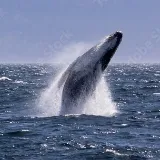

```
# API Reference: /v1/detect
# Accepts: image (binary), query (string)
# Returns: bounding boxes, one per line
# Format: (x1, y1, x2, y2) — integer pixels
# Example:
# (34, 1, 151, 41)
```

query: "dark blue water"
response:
(0, 64, 160, 160)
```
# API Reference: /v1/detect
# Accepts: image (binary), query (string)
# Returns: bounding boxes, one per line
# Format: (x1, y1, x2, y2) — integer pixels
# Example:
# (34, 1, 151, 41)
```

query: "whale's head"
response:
(95, 31, 123, 71)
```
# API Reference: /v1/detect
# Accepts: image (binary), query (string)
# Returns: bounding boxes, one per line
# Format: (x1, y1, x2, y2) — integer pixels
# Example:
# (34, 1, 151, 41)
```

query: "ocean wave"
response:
(5, 129, 30, 137)
(0, 77, 28, 84)
(14, 80, 28, 84)
(154, 74, 160, 77)
(153, 93, 160, 96)
(105, 149, 128, 156)
(0, 76, 12, 81)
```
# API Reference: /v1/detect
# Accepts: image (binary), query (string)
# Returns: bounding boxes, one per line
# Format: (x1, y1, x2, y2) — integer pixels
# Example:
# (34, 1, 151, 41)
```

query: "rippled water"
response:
(0, 64, 160, 160)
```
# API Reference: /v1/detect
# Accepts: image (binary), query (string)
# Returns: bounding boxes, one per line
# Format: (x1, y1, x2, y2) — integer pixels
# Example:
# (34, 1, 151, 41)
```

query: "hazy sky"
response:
(0, 0, 160, 63)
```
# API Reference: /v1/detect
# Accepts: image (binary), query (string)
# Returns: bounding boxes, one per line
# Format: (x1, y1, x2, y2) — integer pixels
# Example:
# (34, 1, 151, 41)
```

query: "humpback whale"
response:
(58, 31, 123, 115)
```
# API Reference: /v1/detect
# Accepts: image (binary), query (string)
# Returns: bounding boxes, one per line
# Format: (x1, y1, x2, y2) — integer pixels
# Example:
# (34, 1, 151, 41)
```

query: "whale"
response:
(58, 31, 123, 115)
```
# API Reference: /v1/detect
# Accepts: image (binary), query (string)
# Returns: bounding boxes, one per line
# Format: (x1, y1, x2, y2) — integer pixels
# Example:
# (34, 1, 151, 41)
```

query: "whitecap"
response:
(0, 76, 12, 81)
(14, 80, 27, 84)
(154, 74, 160, 77)
(153, 93, 160, 96)
(106, 149, 127, 156)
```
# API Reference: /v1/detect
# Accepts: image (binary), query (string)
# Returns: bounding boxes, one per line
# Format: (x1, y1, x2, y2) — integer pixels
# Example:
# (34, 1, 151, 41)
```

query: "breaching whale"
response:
(58, 31, 123, 115)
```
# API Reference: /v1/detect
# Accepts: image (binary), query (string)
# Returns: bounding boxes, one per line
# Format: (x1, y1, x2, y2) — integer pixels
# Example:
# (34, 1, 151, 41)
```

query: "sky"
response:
(0, 0, 160, 63)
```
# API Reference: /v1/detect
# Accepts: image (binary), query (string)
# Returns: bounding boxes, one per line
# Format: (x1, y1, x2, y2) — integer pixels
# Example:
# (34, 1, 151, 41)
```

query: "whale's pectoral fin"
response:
(57, 61, 76, 88)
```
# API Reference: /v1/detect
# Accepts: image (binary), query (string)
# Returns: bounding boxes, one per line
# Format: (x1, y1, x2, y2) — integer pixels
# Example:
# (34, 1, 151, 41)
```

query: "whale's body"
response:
(58, 31, 123, 115)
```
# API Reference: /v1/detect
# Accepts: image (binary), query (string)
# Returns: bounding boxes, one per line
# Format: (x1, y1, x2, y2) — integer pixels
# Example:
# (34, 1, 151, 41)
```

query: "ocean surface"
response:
(0, 64, 160, 160)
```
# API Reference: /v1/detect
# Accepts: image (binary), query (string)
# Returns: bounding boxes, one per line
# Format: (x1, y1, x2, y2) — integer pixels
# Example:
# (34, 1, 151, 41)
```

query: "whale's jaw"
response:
(95, 31, 123, 71)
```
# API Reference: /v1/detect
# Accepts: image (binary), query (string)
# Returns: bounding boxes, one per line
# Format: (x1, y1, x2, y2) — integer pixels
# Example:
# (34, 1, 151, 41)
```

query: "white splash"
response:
(48, 42, 93, 65)
(37, 42, 118, 117)
(83, 76, 117, 116)
(37, 69, 65, 117)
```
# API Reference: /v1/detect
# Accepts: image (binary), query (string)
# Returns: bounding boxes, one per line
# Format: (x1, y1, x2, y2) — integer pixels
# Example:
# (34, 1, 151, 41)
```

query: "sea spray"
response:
(37, 67, 117, 117)
(37, 69, 66, 117)
(83, 76, 117, 116)
(37, 42, 92, 117)
(37, 42, 117, 117)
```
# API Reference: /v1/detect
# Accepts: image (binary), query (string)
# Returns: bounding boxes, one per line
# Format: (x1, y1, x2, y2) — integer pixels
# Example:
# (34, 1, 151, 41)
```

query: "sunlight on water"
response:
(37, 43, 117, 117)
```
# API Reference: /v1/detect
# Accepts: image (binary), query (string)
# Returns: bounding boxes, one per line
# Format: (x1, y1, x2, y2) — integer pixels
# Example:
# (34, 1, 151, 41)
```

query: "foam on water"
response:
(0, 76, 12, 81)
(153, 92, 160, 96)
(14, 80, 28, 84)
(37, 42, 117, 117)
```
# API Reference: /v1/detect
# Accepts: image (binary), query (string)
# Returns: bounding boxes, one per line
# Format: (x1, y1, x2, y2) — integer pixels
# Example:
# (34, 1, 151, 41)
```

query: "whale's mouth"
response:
(110, 31, 123, 46)
(99, 31, 123, 71)
(113, 31, 123, 38)
(95, 31, 122, 51)
(104, 31, 123, 51)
